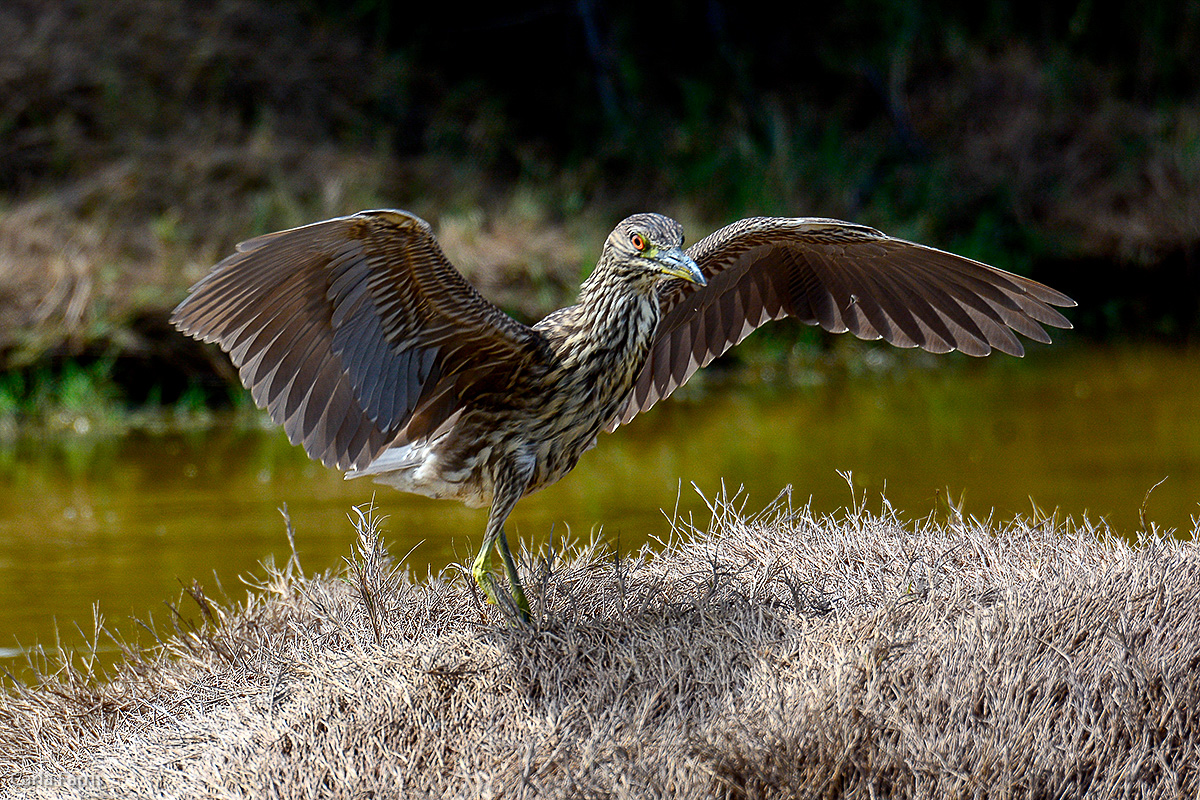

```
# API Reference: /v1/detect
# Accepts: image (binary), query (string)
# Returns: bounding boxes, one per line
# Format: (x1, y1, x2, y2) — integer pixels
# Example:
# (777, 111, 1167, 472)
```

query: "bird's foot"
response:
(472, 552, 531, 624)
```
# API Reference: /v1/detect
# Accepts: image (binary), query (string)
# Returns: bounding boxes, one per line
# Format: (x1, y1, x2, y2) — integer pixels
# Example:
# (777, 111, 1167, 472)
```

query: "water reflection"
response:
(1, 345, 1196, 670)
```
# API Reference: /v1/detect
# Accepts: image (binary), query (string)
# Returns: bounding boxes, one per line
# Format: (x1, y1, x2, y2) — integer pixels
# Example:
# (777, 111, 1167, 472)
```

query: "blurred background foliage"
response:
(0, 0, 1197, 418)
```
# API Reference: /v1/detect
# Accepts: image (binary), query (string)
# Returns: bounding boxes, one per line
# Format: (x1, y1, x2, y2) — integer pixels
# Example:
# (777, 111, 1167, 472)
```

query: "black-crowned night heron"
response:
(171, 210, 1074, 621)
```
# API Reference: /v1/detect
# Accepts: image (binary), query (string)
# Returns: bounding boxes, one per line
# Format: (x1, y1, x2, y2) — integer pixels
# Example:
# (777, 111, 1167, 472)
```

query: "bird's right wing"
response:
(609, 216, 1075, 429)
(172, 210, 546, 470)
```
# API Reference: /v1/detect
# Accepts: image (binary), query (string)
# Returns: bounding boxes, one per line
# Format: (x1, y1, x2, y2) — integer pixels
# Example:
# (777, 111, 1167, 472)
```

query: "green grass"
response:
(0, 358, 260, 435)
(0, 361, 119, 430)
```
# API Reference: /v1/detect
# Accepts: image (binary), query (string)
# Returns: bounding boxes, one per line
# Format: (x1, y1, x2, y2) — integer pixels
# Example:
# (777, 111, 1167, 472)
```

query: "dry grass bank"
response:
(1, 492, 1198, 798)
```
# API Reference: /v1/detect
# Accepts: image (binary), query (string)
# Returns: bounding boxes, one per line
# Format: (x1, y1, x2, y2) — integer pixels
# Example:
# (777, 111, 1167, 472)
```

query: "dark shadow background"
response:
(0, 0, 1197, 403)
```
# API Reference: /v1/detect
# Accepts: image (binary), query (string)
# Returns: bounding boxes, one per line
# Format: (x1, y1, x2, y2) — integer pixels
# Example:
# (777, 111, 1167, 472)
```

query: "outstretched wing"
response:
(610, 216, 1075, 428)
(172, 209, 545, 470)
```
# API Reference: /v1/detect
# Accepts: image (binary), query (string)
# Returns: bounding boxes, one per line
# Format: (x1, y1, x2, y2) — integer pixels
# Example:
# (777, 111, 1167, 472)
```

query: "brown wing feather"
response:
(610, 216, 1075, 428)
(172, 209, 544, 470)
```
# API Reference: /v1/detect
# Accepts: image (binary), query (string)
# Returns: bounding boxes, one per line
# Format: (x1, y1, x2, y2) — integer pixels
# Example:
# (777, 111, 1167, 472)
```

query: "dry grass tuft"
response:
(1, 491, 1198, 798)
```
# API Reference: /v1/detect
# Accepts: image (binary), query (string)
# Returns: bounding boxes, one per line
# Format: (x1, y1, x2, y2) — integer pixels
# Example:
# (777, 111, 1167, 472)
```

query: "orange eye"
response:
(630, 233, 647, 251)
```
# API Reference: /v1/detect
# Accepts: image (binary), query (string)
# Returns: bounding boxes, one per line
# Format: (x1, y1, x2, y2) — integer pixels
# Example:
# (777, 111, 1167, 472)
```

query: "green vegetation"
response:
(0, 355, 252, 437)
(0, 360, 121, 434)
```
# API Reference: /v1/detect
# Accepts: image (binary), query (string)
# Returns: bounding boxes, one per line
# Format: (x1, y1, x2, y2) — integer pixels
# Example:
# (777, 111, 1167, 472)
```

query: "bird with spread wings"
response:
(173, 210, 1074, 621)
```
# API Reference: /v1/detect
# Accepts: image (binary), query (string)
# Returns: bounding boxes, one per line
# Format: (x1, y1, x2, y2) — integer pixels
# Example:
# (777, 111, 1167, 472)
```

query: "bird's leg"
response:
(472, 520, 530, 623)
(496, 529, 529, 619)
(471, 458, 533, 622)
(471, 513, 517, 610)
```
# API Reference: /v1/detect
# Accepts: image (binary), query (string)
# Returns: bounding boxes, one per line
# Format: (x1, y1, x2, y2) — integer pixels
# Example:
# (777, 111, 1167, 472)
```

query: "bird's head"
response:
(595, 213, 706, 292)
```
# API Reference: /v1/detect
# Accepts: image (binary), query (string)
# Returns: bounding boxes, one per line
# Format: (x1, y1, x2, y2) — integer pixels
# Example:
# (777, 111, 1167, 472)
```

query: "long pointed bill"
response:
(658, 247, 706, 286)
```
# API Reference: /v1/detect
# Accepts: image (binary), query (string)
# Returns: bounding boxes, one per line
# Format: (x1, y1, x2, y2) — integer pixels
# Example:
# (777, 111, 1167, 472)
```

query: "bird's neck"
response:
(558, 277, 661, 387)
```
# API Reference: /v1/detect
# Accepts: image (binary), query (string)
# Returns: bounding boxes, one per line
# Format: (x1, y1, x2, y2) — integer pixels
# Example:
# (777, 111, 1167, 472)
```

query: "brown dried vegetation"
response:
(0, 0, 397, 357)
(2, 492, 1197, 798)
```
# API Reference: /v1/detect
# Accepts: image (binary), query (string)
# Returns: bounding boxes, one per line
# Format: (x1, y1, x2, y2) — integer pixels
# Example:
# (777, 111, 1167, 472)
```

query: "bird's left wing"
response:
(608, 216, 1075, 429)
(172, 210, 545, 470)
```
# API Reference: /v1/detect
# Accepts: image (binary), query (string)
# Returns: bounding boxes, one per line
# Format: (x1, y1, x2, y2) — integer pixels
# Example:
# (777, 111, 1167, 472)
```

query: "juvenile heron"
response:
(172, 210, 1074, 620)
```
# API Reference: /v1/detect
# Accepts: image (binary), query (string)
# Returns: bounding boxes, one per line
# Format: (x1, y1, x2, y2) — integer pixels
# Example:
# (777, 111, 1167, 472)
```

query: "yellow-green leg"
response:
(471, 464, 532, 622)
(471, 539, 500, 605)
(471, 527, 530, 622)
(496, 529, 529, 618)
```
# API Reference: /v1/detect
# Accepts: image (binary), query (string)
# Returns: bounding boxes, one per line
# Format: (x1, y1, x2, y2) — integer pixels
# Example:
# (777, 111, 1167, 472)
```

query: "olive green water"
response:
(1, 345, 1197, 672)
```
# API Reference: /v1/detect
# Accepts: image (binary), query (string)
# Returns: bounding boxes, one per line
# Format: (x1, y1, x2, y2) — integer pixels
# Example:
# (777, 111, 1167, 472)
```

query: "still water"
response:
(1, 345, 1197, 670)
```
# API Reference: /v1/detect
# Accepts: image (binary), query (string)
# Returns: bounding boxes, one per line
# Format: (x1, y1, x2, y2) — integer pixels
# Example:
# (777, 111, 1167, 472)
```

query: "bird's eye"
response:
(630, 233, 647, 252)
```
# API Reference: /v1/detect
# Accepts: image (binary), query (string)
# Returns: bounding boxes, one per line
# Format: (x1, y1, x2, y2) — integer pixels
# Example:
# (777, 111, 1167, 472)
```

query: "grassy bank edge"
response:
(2, 488, 1197, 797)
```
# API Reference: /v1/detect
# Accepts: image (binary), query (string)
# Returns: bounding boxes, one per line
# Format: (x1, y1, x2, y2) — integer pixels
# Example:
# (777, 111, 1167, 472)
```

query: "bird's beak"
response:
(658, 247, 706, 287)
